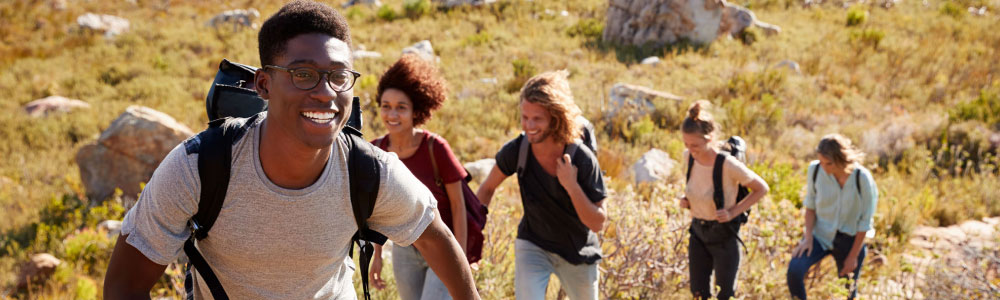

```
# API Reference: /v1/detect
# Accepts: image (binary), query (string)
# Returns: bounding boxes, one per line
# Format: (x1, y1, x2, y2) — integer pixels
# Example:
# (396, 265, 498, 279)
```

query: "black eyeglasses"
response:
(264, 65, 361, 92)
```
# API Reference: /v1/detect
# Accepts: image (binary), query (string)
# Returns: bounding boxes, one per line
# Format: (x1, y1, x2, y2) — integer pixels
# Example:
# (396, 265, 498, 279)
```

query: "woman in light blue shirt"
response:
(787, 134, 878, 300)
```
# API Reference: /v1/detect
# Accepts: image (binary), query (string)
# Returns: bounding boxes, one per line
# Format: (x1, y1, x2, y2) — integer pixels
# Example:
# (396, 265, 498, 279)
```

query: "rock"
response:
(207, 8, 259, 31)
(402, 40, 436, 62)
(77, 13, 130, 38)
(435, 0, 496, 8)
(605, 83, 683, 121)
(22, 96, 91, 118)
(76, 106, 194, 203)
(968, 6, 987, 16)
(479, 77, 498, 84)
(631, 149, 677, 184)
(16, 253, 61, 290)
(602, 0, 778, 46)
(352, 50, 382, 60)
(98, 220, 123, 238)
(343, 0, 383, 7)
(775, 60, 800, 74)
(640, 56, 661, 65)
(51, 0, 67, 11)
(464, 158, 496, 185)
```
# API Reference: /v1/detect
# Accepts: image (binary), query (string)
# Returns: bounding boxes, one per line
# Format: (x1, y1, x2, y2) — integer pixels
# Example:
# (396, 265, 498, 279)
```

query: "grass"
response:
(2, 0, 999, 298)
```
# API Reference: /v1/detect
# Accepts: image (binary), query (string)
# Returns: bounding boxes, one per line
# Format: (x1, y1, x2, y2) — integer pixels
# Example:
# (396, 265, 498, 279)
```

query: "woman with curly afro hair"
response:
(367, 54, 473, 300)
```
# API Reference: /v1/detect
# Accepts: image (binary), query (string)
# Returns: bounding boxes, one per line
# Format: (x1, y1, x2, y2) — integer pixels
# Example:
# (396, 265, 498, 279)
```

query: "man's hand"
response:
(840, 254, 858, 277)
(792, 236, 814, 258)
(556, 154, 578, 189)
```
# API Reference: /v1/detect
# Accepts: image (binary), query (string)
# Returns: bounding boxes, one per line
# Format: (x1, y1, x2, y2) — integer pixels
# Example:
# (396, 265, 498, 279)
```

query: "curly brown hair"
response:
(375, 54, 449, 126)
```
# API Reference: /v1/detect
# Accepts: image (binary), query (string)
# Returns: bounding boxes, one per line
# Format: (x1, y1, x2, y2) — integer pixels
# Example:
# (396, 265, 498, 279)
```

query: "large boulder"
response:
(631, 149, 677, 184)
(22, 95, 91, 118)
(76, 106, 194, 203)
(602, 0, 778, 46)
(206, 8, 259, 31)
(402, 40, 437, 62)
(16, 253, 61, 290)
(605, 83, 683, 121)
(77, 13, 129, 38)
(464, 158, 496, 185)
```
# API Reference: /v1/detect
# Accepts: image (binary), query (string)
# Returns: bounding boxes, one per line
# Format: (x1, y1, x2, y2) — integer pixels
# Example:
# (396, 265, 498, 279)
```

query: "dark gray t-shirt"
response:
(495, 134, 606, 265)
(121, 116, 437, 299)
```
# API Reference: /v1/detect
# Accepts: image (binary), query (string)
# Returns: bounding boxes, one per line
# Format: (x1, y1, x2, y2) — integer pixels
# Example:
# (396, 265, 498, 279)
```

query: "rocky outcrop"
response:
(76, 106, 194, 202)
(16, 253, 62, 290)
(602, 0, 778, 46)
(631, 149, 677, 184)
(77, 13, 129, 38)
(22, 96, 90, 118)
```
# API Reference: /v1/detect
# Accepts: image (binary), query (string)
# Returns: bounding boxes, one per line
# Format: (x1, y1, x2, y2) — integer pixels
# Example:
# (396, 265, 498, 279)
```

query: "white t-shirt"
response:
(683, 150, 759, 220)
(121, 117, 437, 299)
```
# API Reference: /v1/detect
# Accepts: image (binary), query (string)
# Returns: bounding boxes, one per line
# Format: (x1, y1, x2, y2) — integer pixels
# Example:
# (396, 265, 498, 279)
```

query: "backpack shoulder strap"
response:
(516, 133, 529, 177)
(812, 163, 820, 195)
(712, 153, 727, 211)
(426, 132, 443, 188)
(855, 168, 862, 198)
(686, 153, 694, 183)
(182, 113, 260, 300)
(564, 140, 581, 160)
(341, 126, 387, 300)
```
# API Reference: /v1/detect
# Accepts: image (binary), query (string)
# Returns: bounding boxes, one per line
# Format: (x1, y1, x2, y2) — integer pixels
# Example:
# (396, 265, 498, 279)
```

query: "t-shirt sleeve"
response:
(575, 146, 606, 203)
(431, 135, 467, 184)
(494, 135, 522, 177)
(368, 152, 438, 247)
(856, 167, 878, 232)
(120, 144, 200, 265)
(804, 161, 819, 210)
(724, 155, 759, 187)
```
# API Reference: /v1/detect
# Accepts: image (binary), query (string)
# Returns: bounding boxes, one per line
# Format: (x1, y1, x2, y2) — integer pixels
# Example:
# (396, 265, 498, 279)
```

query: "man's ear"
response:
(254, 69, 270, 99)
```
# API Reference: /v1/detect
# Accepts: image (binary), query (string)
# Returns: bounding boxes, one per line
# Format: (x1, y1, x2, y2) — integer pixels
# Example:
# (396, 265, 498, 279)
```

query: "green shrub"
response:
(567, 18, 604, 40)
(750, 161, 804, 207)
(846, 7, 868, 27)
(950, 86, 1000, 127)
(403, 0, 432, 19)
(376, 5, 398, 21)
(849, 28, 885, 49)
(940, 1, 965, 18)
(504, 58, 538, 93)
(463, 31, 493, 47)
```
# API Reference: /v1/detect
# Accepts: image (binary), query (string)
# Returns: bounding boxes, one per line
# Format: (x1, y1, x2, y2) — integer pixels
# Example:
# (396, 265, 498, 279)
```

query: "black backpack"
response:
(182, 59, 386, 300)
(685, 136, 751, 249)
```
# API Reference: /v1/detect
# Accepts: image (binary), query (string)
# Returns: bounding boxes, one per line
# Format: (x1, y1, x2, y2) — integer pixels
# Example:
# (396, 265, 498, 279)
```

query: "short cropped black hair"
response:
(257, 0, 351, 66)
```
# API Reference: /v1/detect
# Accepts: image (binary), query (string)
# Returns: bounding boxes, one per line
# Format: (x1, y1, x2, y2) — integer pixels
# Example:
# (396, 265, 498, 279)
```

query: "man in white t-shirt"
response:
(103, 2, 479, 299)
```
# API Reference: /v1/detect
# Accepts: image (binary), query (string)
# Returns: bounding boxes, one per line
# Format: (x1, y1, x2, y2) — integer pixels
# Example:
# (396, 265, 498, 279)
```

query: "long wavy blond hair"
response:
(817, 133, 865, 172)
(519, 70, 582, 145)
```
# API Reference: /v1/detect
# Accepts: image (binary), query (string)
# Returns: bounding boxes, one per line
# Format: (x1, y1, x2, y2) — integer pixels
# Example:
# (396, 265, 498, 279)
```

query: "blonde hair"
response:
(681, 100, 717, 138)
(519, 70, 582, 145)
(817, 134, 865, 172)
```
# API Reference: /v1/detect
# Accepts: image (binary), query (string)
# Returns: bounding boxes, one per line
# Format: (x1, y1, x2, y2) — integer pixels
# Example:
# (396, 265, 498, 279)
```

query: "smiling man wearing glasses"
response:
(103, 1, 479, 299)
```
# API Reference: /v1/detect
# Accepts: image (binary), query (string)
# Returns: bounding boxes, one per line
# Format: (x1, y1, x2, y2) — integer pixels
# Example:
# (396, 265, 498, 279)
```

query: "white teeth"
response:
(387, 121, 400, 126)
(302, 111, 335, 124)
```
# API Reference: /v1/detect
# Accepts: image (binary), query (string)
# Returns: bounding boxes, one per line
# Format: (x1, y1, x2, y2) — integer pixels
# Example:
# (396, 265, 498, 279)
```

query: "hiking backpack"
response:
(182, 59, 386, 300)
(685, 136, 752, 225)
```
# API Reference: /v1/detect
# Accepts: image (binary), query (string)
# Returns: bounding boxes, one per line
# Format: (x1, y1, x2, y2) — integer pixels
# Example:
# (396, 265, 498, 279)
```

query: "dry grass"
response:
(2, 0, 999, 298)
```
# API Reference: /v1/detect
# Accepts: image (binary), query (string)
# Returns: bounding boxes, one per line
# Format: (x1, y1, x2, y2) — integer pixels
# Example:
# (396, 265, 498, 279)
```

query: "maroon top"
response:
(372, 131, 468, 230)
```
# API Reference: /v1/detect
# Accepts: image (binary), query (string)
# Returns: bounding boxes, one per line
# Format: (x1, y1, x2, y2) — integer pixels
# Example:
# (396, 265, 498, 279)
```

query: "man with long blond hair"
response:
(477, 70, 607, 300)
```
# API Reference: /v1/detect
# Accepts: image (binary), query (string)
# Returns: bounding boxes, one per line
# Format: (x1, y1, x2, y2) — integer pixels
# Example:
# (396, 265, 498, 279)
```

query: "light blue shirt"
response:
(804, 161, 878, 251)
